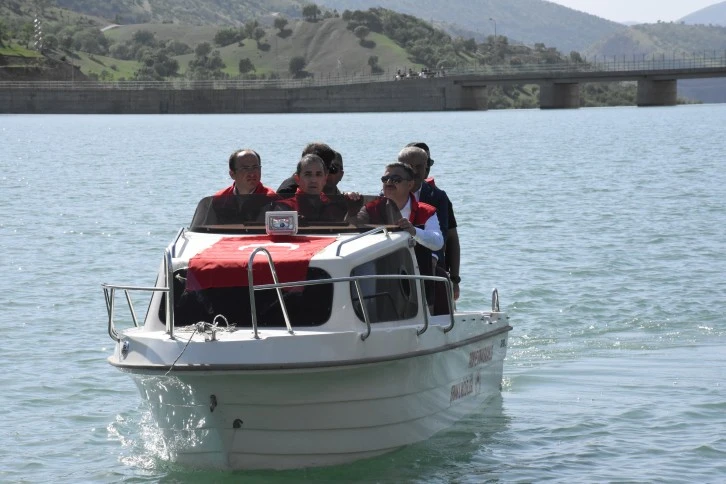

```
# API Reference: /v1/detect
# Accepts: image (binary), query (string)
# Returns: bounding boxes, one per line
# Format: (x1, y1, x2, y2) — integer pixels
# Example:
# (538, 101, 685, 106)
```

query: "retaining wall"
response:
(0, 79, 463, 114)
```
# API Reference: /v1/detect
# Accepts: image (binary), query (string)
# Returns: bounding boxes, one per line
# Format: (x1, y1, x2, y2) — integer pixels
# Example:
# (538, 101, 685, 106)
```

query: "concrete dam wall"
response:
(0, 79, 466, 114)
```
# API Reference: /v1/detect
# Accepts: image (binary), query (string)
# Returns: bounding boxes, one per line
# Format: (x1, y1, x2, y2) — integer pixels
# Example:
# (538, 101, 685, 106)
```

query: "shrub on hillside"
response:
(289, 55, 306, 77)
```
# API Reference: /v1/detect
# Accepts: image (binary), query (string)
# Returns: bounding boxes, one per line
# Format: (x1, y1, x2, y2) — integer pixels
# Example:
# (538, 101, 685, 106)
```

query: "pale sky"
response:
(546, 0, 721, 23)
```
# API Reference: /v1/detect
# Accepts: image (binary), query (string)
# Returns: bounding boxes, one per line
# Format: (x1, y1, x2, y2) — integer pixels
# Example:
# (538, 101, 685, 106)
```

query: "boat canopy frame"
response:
(103, 227, 502, 344)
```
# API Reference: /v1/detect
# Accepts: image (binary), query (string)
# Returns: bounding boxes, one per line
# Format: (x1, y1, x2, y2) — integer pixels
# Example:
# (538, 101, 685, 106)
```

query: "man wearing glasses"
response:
(215, 149, 275, 196)
(352, 160, 443, 311)
(325, 151, 345, 196)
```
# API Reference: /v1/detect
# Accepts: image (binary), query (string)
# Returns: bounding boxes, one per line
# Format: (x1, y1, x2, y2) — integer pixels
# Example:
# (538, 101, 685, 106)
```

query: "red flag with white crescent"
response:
(186, 236, 335, 290)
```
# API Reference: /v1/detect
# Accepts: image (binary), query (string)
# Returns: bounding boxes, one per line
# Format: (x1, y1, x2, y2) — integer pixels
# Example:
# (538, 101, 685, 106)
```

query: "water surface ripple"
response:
(1, 106, 724, 482)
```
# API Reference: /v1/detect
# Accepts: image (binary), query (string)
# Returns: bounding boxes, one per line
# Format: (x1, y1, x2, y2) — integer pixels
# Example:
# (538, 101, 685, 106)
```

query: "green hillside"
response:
(33, 0, 626, 54)
(100, 18, 419, 79)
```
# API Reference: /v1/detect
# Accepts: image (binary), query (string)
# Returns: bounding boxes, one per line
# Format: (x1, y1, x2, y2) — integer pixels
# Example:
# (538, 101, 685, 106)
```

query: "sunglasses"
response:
(328, 164, 343, 175)
(381, 175, 411, 184)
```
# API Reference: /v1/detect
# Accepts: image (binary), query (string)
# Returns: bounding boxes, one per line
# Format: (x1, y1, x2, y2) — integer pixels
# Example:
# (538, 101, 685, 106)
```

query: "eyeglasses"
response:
(234, 164, 261, 172)
(381, 175, 411, 184)
(328, 164, 343, 175)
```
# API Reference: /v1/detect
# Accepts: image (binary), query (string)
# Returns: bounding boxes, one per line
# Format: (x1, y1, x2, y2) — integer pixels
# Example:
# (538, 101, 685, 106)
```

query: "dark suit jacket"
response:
(419, 182, 450, 265)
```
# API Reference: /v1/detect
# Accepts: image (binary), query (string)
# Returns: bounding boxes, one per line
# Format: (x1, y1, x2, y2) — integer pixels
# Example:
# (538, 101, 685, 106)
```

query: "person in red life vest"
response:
(275, 154, 362, 223)
(277, 142, 345, 196)
(352, 161, 443, 310)
(215, 149, 275, 196)
(210, 149, 277, 225)
(356, 162, 443, 250)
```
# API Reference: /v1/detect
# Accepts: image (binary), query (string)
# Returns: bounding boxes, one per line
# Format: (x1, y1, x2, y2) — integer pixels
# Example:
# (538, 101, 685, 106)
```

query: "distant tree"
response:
(43, 33, 58, 51)
(244, 20, 259, 39)
(274, 16, 288, 33)
(253, 27, 266, 45)
(0, 19, 6, 47)
(289, 55, 306, 77)
(20, 22, 33, 48)
(214, 27, 242, 46)
(367, 55, 382, 74)
(59, 30, 73, 50)
(36, 0, 52, 15)
(238, 57, 255, 74)
(353, 25, 370, 42)
(569, 51, 584, 63)
(195, 42, 212, 58)
(135, 50, 179, 80)
(167, 40, 192, 55)
(188, 43, 226, 80)
(302, 4, 321, 22)
(132, 29, 156, 47)
(342, 10, 352, 21)
(463, 38, 478, 53)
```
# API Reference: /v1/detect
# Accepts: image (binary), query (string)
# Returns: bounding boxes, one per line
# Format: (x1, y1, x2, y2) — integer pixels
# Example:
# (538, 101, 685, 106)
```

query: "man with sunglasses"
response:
(215, 149, 275, 196)
(353, 161, 443, 311)
(355, 162, 443, 250)
(325, 151, 345, 195)
(405, 142, 461, 303)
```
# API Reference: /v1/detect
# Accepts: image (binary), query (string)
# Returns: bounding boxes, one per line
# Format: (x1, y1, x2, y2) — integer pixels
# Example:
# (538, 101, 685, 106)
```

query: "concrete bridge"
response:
(449, 55, 726, 109)
(1, 55, 725, 113)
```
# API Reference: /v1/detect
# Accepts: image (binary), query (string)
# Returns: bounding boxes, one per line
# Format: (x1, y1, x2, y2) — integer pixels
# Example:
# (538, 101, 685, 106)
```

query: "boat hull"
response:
(126, 330, 508, 470)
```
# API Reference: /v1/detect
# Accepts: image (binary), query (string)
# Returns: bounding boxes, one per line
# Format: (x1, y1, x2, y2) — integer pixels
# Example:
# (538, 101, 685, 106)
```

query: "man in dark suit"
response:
(405, 142, 461, 301)
(400, 144, 461, 311)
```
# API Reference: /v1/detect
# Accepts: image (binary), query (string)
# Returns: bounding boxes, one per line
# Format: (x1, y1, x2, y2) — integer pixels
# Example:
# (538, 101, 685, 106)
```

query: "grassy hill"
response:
(680, 1, 726, 26)
(40, 0, 626, 54)
(103, 18, 418, 79)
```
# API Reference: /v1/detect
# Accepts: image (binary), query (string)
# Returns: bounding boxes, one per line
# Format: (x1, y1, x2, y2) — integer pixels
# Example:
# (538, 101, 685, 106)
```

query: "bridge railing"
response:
(447, 52, 726, 76)
(1, 52, 725, 90)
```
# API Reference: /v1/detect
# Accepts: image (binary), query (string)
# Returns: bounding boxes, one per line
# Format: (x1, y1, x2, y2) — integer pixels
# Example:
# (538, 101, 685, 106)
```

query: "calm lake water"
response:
(1, 106, 725, 483)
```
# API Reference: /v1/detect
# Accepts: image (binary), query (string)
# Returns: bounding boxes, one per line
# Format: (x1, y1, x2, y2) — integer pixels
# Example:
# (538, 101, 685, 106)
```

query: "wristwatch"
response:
(450, 275, 461, 284)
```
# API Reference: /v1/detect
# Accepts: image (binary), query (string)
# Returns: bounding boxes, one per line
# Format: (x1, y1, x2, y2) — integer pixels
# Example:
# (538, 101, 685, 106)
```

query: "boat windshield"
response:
(189, 194, 397, 233)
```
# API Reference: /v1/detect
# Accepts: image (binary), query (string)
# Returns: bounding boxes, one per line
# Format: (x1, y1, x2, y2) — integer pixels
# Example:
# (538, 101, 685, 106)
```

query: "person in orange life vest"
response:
(403, 143, 461, 301)
(215, 149, 275, 196)
(275, 154, 362, 222)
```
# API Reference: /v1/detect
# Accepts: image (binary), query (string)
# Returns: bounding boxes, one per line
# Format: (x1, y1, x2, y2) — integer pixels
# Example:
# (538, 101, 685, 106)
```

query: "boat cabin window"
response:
(350, 248, 419, 323)
(159, 267, 333, 327)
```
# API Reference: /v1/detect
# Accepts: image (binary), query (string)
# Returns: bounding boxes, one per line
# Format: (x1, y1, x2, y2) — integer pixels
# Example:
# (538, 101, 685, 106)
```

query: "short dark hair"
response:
(333, 151, 343, 166)
(228, 149, 261, 171)
(385, 162, 415, 180)
(296, 154, 327, 175)
(405, 141, 434, 167)
(301, 142, 336, 168)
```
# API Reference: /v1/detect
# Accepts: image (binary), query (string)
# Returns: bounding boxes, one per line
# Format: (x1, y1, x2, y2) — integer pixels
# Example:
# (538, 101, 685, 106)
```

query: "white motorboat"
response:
(103, 194, 512, 470)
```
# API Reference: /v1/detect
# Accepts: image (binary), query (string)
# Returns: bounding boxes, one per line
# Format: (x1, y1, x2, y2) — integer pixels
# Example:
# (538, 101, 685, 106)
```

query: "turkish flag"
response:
(186, 236, 336, 290)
